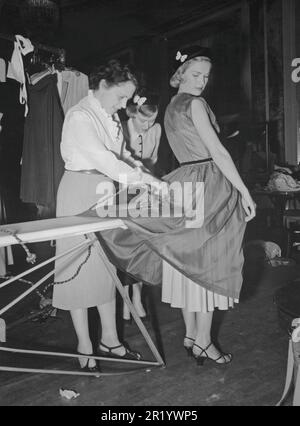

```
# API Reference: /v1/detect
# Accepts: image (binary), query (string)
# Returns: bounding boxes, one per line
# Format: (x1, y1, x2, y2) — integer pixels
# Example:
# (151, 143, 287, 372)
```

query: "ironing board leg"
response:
(293, 366, 300, 406)
(0, 233, 164, 375)
(88, 233, 165, 367)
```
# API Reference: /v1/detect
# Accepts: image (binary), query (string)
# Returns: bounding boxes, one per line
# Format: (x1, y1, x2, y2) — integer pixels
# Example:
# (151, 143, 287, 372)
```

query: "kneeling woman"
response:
(121, 91, 161, 321)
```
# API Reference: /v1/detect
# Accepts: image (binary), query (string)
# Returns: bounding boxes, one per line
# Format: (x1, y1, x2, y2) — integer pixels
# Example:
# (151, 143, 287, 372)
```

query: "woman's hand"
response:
(139, 170, 169, 198)
(241, 190, 256, 222)
(143, 172, 163, 190)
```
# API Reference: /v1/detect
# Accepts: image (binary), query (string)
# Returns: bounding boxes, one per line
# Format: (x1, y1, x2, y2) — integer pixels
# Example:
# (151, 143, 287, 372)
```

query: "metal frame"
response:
(0, 219, 165, 376)
(277, 319, 300, 406)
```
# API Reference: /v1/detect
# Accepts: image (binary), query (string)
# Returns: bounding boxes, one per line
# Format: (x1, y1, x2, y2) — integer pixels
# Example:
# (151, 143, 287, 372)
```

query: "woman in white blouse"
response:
(121, 92, 161, 321)
(52, 60, 161, 372)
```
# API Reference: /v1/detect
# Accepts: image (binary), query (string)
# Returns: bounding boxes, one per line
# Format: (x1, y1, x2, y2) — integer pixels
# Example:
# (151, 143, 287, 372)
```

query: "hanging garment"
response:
(0, 59, 6, 82)
(7, 35, 34, 117)
(0, 249, 6, 275)
(0, 38, 14, 63)
(56, 69, 63, 98)
(60, 70, 89, 114)
(0, 59, 5, 127)
(0, 247, 14, 275)
(20, 74, 64, 215)
(0, 198, 14, 274)
(0, 80, 25, 208)
(0, 41, 26, 226)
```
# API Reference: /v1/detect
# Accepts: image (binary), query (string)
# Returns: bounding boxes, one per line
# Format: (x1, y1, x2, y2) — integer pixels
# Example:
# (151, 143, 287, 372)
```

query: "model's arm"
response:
(122, 141, 144, 169)
(191, 99, 256, 222)
(149, 124, 161, 166)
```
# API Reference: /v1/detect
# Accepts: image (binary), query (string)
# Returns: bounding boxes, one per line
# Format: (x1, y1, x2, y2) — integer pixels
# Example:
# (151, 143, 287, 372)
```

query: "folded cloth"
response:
(264, 241, 282, 259)
(267, 172, 300, 192)
(0, 58, 6, 82)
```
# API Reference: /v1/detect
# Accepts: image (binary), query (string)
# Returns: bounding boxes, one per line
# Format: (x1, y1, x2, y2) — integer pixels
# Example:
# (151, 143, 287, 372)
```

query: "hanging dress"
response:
(20, 74, 64, 215)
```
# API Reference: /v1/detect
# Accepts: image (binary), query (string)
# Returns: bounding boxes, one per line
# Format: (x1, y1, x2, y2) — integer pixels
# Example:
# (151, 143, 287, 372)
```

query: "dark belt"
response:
(65, 169, 104, 175)
(180, 158, 213, 167)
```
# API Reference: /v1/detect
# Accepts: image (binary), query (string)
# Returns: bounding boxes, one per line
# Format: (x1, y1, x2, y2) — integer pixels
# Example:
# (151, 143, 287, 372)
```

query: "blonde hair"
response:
(170, 56, 211, 89)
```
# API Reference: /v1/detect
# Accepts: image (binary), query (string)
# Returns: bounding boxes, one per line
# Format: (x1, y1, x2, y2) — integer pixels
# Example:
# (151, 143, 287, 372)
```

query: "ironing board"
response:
(0, 215, 165, 376)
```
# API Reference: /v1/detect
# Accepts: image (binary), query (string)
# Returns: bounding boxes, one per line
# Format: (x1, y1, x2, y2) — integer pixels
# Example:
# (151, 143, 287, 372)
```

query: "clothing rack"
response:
(0, 32, 66, 65)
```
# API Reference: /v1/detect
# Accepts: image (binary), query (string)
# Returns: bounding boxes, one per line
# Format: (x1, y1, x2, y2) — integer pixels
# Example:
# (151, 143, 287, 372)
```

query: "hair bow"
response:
(134, 95, 147, 107)
(176, 51, 188, 63)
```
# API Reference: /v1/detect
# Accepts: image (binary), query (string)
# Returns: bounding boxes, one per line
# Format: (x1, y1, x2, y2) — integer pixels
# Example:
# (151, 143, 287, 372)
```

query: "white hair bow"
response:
(134, 95, 147, 107)
(176, 51, 188, 63)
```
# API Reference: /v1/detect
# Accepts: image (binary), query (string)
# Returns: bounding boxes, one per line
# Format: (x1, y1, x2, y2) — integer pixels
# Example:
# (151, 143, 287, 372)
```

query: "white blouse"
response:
(61, 90, 141, 184)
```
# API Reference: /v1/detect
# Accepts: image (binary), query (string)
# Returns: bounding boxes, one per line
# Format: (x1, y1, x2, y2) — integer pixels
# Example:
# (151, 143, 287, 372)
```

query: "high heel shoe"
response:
(77, 352, 101, 374)
(192, 343, 233, 366)
(98, 341, 142, 361)
(183, 336, 195, 357)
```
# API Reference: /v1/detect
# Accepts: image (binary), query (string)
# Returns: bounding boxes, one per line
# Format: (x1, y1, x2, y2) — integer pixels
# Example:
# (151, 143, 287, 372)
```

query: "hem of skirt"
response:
(52, 299, 114, 311)
(161, 299, 239, 313)
(52, 304, 97, 311)
(190, 280, 242, 301)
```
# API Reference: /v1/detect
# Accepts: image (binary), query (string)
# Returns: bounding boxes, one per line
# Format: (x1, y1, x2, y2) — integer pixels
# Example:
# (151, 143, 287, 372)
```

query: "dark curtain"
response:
(0, 38, 26, 223)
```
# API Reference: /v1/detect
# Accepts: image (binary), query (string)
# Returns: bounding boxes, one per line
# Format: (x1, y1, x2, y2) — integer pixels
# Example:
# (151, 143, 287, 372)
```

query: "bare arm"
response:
(149, 123, 161, 166)
(191, 99, 256, 221)
(191, 99, 247, 193)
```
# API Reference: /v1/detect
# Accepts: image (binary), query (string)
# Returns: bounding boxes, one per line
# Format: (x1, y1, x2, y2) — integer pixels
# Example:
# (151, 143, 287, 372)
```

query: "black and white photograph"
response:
(0, 0, 299, 408)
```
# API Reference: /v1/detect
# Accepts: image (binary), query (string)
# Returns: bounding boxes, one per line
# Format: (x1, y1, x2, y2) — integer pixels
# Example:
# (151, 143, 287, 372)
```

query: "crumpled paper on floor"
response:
(59, 388, 80, 400)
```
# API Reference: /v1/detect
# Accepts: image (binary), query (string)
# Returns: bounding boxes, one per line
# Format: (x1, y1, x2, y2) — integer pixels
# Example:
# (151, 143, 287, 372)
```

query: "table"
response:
(252, 189, 300, 228)
(0, 215, 165, 376)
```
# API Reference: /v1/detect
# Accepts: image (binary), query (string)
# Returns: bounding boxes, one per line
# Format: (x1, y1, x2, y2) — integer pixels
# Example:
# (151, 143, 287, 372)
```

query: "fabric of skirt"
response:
(162, 261, 238, 313)
(90, 161, 246, 301)
(162, 163, 245, 313)
(161, 161, 243, 312)
(52, 171, 116, 310)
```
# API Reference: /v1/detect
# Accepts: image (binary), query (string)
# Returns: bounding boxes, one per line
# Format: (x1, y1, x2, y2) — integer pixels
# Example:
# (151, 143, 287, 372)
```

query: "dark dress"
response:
(20, 74, 64, 215)
(162, 93, 246, 311)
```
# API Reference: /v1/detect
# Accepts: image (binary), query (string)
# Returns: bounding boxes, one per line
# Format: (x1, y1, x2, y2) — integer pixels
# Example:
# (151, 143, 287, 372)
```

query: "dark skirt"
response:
(80, 161, 246, 300)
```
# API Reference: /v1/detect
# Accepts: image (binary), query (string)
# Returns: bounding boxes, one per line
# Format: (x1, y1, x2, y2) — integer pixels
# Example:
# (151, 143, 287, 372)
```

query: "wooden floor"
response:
(0, 263, 299, 406)
(0, 222, 299, 406)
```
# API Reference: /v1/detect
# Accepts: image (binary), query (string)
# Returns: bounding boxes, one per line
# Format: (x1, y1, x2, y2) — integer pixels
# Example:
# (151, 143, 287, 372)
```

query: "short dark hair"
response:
(89, 59, 138, 90)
